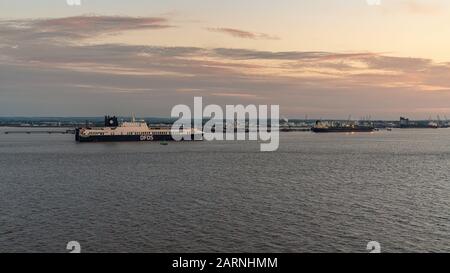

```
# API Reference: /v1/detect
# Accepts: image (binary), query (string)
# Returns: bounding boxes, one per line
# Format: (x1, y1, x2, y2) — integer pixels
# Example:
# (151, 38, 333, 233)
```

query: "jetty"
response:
(4, 129, 75, 135)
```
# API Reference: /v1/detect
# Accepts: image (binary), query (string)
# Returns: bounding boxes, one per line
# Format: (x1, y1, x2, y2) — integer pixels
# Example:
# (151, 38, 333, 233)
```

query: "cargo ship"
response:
(75, 116, 203, 142)
(311, 120, 374, 133)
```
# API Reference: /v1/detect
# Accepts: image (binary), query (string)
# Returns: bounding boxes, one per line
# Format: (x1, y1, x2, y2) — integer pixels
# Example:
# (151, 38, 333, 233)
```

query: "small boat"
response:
(160, 142, 169, 146)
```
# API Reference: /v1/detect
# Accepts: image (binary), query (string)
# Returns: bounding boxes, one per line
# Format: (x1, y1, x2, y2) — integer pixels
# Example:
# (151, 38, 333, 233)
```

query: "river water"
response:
(0, 128, 449, 252)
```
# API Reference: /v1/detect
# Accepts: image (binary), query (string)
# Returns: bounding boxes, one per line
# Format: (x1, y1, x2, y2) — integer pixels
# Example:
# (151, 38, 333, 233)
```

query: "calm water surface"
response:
(0, 128, 449, 252)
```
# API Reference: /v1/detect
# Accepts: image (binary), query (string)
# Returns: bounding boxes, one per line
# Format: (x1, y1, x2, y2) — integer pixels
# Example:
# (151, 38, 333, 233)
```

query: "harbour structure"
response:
(311, 120, 374, 133)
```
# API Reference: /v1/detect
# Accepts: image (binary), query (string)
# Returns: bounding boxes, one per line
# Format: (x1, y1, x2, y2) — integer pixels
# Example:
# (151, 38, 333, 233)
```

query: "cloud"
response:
(402, 0, 442, 15)
(0, 15, 173, 43)
(213, 48, 378, 61)
(211, 92, 259, 98)
(377, 0, 444, 16)
(39, 15, 173, 33)
(358, 55, 432, 72)
(213, 48, 323, 60)
(207, 27, 279, 40)
(1, 16, 450, 118)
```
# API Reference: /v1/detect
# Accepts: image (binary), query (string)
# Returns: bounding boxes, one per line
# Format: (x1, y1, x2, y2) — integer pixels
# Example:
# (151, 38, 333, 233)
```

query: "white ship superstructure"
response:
(76, 116, 202, 142)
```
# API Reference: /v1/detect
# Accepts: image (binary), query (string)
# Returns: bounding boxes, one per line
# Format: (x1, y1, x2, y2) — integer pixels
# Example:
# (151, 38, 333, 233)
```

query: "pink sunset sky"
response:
(1, 0, 450, 119)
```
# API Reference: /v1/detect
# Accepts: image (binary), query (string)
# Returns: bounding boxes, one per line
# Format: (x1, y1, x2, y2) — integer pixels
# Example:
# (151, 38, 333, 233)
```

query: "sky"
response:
(1, 0, 450, 119)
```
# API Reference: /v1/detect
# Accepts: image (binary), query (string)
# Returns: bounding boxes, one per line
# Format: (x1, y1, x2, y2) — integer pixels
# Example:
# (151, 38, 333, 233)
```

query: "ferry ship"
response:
(311, 120, 374, 133)
(75, 116, 203, 142)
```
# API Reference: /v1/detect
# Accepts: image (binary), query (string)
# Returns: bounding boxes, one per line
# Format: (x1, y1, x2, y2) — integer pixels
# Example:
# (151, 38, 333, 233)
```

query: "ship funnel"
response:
(105, 115, 119, 127)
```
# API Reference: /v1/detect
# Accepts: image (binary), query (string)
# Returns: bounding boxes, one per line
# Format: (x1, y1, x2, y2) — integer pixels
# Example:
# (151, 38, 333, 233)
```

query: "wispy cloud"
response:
(211, 92, 259, 98)
(213, 48, 376, 61)
(0, 15, 173, 43)
(207, 27, 279, 40)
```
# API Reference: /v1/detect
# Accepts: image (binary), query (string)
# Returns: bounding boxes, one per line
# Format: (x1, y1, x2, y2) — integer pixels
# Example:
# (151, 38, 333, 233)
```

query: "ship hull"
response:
(311, 127, 374, 133)
(75, 130, 202, 142)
